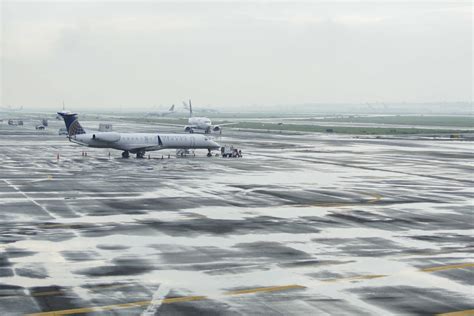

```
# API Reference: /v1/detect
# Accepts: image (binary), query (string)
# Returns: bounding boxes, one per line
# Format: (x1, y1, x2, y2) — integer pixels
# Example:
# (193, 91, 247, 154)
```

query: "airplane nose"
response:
(210, 140, 220, 149)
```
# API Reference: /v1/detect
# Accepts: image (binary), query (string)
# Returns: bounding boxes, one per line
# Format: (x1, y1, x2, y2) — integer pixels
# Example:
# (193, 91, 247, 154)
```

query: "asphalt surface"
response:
(0, 118, 473, 316)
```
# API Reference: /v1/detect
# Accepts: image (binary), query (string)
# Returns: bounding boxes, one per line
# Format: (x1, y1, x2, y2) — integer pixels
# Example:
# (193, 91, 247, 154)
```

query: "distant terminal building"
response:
(8, 119, 23, 126)
(99, 123, 113, 132)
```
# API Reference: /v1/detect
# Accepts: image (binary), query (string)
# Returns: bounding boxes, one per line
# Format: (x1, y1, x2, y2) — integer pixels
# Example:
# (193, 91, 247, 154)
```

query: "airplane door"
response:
(190, 136, 195, 148)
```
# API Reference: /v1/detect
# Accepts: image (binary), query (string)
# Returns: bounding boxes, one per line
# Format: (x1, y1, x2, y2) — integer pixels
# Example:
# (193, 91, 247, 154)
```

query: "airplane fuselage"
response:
(185, 117, 221, 134)
(188, 117, 212, 130)
(71, 132, 219, 153)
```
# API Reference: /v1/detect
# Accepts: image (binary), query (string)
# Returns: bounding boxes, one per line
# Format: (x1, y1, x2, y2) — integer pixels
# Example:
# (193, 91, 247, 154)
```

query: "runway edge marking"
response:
(2, 179, 57, 219)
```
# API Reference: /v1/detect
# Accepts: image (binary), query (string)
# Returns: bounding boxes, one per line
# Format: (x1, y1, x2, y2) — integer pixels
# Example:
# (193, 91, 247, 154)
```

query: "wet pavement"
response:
(0, 119, 473, 315)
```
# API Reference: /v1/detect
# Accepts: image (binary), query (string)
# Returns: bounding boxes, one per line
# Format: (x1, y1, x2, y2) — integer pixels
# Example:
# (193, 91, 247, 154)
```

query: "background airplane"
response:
(182, 100, 235, 134)
(58, 111, 220, 158)
(147, 104, 175, 117)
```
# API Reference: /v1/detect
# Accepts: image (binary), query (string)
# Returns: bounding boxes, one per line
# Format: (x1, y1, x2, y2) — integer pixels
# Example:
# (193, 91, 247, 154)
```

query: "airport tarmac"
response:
(0, 120, 473, 315)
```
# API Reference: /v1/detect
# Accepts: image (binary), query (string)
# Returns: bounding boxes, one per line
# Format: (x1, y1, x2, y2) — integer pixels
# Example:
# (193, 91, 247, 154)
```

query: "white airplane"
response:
(182, 100, 235, 134)
(147, 104, 175, 117)
(57, 111, 220, 158)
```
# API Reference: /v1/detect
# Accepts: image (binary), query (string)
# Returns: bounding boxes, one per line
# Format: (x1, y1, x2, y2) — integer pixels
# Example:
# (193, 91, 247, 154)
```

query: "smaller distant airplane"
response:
(147, 104, 175, 117)
(182, 100, 235, 134)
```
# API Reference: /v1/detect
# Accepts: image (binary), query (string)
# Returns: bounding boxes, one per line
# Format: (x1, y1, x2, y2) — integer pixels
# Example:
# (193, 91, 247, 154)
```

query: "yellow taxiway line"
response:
(26, 285, 302, 316)
(224, 284, 305, 296)
(421, 263, 474, 273)
(437, 310, 474, 316)
(24, 262, 473, 315)
(321, 262, 474, 283)
(162, 295, 208, 304)
(321, 274, 386, 283)
(27, 295, 210, 316)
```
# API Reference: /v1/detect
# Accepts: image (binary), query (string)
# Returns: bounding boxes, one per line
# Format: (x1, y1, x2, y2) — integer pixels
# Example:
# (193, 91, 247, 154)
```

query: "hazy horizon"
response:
(1, 1, 473, 110)
(2, 102, 472, 116)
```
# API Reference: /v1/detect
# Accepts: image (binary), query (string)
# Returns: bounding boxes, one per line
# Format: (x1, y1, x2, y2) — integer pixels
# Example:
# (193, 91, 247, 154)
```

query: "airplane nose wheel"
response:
(207, 149, 212, 157)
(122, 151, 130, 158)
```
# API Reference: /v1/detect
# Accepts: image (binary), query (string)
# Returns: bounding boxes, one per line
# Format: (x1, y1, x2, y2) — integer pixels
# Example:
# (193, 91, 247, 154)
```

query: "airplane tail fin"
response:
(57, 112, 86, 136)
(183, 100, 192, 117)
(169, 104, 175, 112)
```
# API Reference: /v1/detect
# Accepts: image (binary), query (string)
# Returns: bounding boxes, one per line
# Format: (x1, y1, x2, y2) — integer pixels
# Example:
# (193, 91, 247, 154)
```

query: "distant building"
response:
(99, 123, 113, 132)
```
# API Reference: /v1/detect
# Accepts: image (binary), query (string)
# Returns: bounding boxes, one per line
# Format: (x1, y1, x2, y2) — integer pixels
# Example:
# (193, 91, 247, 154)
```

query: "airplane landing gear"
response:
(122, 151, 130, 158)
(136, 151, 145, 159)
(207, 149, 212, 157)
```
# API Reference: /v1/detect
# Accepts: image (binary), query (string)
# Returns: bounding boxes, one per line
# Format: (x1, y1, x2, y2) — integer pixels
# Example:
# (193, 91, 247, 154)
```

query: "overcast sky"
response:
(1, 1, 472, 110)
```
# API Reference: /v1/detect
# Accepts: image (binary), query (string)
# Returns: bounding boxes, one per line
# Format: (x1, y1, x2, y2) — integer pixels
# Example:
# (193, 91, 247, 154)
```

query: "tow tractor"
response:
(221, 145, 242, 158)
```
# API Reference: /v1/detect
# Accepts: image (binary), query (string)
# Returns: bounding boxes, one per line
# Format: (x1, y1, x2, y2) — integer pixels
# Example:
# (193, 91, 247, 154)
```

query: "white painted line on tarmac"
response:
(2, 179, 58, 219)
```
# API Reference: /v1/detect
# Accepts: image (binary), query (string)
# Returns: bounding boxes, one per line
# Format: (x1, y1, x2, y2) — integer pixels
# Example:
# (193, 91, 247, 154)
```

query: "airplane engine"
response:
(91, 132, 121, 142)
(212, 125, 221, 133)
(184, 126, 194, 133)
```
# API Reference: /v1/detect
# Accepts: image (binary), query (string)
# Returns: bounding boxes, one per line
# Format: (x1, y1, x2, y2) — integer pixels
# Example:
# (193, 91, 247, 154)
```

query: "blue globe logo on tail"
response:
(57, 112, 86, 136)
